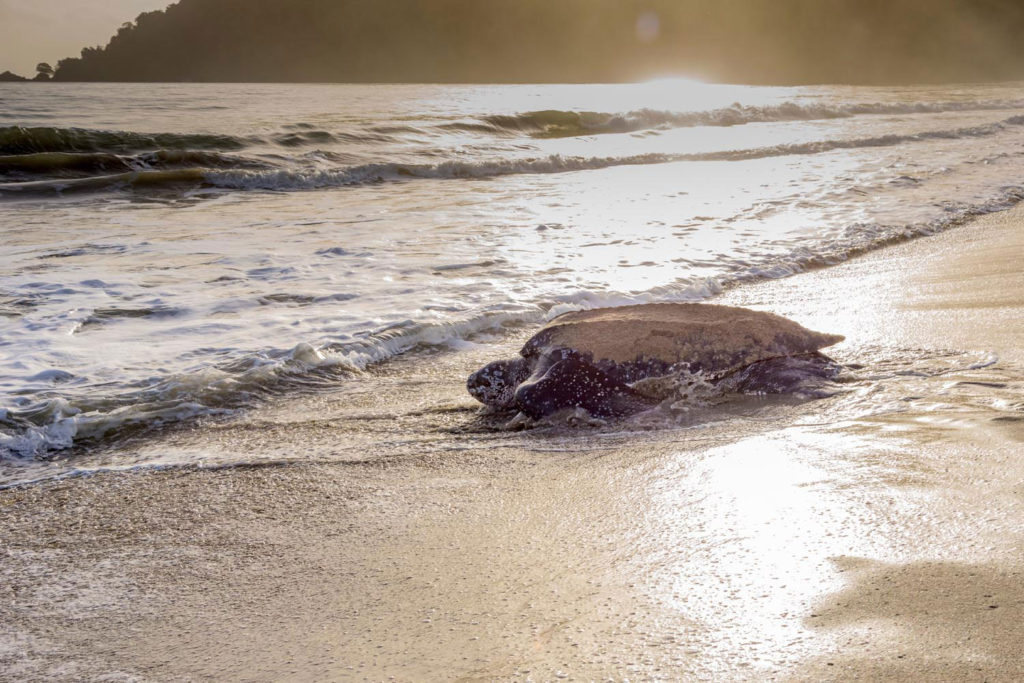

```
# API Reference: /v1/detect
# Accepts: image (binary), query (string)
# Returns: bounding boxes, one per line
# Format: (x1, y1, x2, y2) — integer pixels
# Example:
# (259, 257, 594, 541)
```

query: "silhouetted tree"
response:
(34, 63, 54, 81)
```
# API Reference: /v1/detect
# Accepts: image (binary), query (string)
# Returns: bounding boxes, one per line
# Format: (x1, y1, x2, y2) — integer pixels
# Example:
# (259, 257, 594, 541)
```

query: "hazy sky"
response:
(0, 0, 169, 75)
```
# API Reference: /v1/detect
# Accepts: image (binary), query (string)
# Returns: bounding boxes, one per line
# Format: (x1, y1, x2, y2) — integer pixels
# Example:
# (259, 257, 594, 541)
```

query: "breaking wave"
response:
(468, 99, 1024, 137)
(4, 113, 1022, 197)
(0, 308, 537, 460)
(0, 169, 210, 195)
(5, 106, 1024, 197)
(5, 97, 1023, 160)
(0, 124, 407, 158)
(18, 115, 1011, 194)
(0, 149, 267, 181)
(0, 125, 251, 155)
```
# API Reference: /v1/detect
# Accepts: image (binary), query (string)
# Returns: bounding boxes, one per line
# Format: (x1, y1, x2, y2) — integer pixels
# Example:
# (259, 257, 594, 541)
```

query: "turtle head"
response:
(467, 358, 531, 410)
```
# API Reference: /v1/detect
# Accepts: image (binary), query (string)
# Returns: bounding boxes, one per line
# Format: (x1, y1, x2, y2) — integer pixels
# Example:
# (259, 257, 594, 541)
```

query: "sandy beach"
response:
(2, 205, 1022, 681)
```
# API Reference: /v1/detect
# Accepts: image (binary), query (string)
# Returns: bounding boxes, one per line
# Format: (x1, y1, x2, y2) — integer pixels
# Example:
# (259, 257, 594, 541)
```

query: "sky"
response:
(0, 0, 169, 76)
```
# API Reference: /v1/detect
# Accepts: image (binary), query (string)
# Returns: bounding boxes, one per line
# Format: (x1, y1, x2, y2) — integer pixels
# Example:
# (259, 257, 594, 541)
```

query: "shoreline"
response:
(2, 205, 1022, 680)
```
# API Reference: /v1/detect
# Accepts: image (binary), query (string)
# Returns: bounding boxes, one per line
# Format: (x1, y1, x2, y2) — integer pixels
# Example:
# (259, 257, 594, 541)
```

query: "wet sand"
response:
(2, 207, 1022, 681)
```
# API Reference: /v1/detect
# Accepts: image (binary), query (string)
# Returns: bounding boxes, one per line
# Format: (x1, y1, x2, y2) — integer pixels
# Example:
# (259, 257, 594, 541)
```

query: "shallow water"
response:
(2, 80, 1024, 478)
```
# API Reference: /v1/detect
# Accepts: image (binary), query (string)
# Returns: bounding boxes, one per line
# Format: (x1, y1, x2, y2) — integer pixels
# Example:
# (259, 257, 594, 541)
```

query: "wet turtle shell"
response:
(522, 303, 844, 383)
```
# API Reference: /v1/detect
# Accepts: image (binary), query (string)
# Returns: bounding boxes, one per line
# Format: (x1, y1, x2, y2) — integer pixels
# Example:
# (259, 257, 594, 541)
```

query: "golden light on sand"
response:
(632, 424, 894, 667)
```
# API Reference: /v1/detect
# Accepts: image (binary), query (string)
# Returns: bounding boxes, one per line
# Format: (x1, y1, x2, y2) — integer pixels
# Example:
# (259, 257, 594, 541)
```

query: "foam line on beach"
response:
(0, 308, 539, 461)
(4, 181, 1024, 464)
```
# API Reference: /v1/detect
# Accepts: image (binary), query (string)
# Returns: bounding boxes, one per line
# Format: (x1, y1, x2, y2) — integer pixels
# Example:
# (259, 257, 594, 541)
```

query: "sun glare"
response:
(643, 76, 707, 87)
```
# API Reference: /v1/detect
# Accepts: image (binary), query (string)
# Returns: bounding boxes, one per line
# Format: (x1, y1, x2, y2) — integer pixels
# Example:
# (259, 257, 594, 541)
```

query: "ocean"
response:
(2, 80, 1024, 485)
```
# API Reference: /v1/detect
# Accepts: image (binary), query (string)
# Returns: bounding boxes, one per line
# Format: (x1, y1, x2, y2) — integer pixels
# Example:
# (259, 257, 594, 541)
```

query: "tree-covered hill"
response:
(50, 0, 1024, 84)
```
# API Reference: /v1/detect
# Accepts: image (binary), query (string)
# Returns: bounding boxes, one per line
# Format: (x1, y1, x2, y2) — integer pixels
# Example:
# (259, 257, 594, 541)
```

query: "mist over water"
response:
(2, 80, 1024, 479)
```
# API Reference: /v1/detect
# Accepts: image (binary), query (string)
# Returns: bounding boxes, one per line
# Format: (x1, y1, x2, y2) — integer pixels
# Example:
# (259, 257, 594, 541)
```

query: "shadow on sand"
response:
(796, 556, 1024, 680)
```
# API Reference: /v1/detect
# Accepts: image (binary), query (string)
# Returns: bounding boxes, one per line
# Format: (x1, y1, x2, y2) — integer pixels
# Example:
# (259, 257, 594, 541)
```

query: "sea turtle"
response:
(467, 303, 844, 419)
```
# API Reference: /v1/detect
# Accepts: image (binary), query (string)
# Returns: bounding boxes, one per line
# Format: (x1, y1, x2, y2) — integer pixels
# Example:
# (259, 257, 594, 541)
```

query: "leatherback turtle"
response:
(467, 303, 844, 419)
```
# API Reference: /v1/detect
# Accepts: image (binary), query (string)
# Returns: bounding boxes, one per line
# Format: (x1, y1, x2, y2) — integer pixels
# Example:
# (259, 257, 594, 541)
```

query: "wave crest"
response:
(470, 99, 1024, 138)
(0, 126, 250, 155)
(204, 115, 1024, 191)
(0, 149, 267, 181)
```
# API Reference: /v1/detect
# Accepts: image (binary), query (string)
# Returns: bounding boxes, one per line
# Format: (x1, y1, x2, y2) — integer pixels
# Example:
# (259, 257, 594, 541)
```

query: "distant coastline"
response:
(5, 0, 1024, 86)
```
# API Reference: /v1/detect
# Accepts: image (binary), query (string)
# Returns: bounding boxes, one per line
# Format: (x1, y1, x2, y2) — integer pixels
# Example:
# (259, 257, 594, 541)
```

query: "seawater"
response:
(2, 80, 1024, 473)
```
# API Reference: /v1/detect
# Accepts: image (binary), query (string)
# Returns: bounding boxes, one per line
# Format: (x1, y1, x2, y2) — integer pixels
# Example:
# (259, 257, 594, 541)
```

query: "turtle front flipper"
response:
(514, 357, 653, 420)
